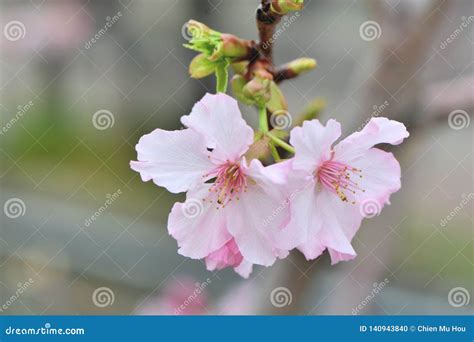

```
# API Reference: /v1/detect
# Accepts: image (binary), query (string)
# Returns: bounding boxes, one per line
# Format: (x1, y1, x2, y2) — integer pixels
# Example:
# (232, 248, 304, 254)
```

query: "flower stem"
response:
(267, 132, 295, 154)
(269, 142, 281, 161)
(215, 63, 228, 93)
(258, 104, 269, 133)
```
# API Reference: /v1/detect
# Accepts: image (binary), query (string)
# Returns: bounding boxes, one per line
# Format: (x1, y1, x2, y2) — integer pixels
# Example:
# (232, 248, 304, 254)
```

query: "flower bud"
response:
(186, 20, 217, 40)
(231, 61, 249, 75)
(270, 0, 304, 15)
(219, 34, 251, 60)
(189, 53, 217, 79)
(286, 57, 316, 75)
(243, 69, 273, 105)
(183, 20, 251, 62)
(231, 75, 255, 105)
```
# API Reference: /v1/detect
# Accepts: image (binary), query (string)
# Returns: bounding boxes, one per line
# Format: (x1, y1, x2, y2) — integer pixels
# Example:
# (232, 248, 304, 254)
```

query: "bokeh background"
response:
(0, 0, 472, 315)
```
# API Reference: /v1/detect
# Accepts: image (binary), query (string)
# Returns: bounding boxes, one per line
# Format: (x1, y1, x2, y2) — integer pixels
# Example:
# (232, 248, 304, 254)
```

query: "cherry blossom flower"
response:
(131, 93, 302, 277)
(286, 118, 409, 264)
(135, 275, 259, 315)
(135, 276, 208, 315)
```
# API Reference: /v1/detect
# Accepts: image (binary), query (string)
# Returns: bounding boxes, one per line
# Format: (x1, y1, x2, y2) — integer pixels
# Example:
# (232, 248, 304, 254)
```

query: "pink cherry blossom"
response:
(287, 118, 409, 264)
(135, 276, 208, 315)
(131, 93, 302, 277)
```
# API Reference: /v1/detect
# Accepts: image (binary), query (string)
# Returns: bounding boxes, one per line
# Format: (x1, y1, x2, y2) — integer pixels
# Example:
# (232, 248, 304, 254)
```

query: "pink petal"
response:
(245, 159, 305, 250)
(136, 275, 208, 315)
(225, 160, 298, 266)
(291, 183, 362, 263)
(205, 238, 243, 271)
(167, 185, 232, 259)
(339, 148, 402, 209)
(216, 280, 259, 314)
(285, 175, 324, 260)
(334, 117, 409, 161)
(130, 128, 214, 193)
(263, 159, 292, 184)
(181, 93, 253, 163)
(289, 119, 341, 172)
(328, 249, 357, 265)
(234, 260, 254, 279)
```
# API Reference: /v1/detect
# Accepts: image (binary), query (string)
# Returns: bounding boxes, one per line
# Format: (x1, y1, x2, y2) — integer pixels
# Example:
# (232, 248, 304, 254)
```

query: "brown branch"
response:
(273, 67, 298, 83)
(256, 0, 282, 63)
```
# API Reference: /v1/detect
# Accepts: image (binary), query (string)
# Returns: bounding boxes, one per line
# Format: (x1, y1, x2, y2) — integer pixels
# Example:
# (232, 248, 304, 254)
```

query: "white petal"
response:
(290, 119, 341, 172)
(167, 185, 232, 259)
(181, 93, 253, 162)
(131, 128, 214, 193)
(334, 117, 409, 161)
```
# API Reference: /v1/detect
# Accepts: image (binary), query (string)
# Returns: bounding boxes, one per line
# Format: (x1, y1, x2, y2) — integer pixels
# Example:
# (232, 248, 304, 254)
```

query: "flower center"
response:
(316, 160, 364, 203)
(204, 162, 248, 208)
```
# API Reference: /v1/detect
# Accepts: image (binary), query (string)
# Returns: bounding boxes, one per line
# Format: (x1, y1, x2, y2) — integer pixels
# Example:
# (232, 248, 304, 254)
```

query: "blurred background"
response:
(0, 0, 472, 315)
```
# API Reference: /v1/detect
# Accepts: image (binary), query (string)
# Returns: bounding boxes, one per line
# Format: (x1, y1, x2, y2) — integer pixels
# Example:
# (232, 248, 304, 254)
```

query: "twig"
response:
(256, 0, 282, 63)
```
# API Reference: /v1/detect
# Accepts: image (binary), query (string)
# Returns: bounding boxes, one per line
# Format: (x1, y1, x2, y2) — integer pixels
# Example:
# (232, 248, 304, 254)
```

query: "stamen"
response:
(316, 160, 365, 204)
(203, 162, 248, 208)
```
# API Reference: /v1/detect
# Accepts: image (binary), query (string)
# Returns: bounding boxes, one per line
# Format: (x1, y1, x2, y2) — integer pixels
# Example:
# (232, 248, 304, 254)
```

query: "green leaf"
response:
(189, 54, 217, 79)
